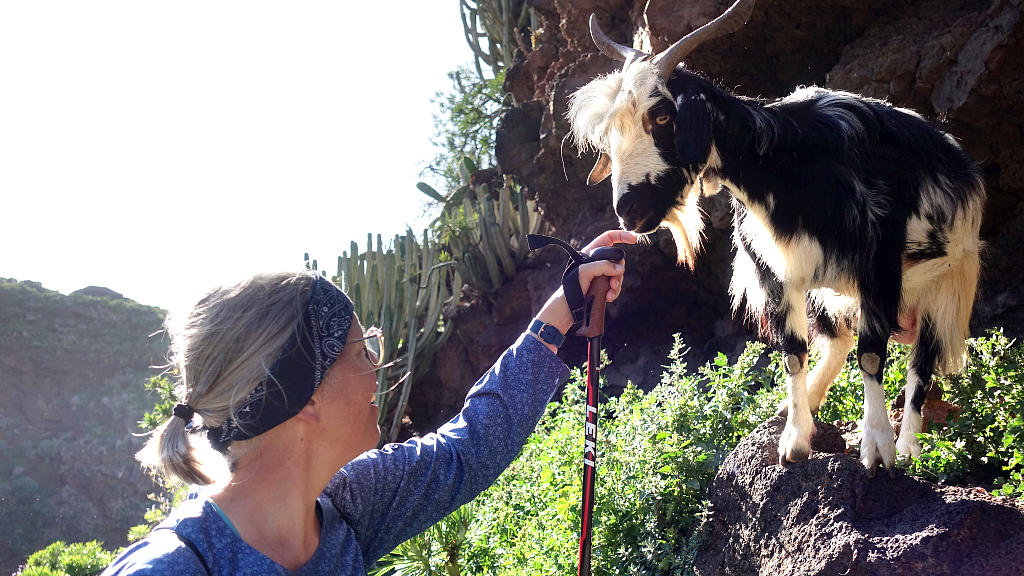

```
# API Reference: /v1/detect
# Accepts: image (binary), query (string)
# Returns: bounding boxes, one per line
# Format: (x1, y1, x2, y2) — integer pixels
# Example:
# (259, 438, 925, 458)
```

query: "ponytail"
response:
(137, 411, 214, 486)
(134, 271, 312, 486)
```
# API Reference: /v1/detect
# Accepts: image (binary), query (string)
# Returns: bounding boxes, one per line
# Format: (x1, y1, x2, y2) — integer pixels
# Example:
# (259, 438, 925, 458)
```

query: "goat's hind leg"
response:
(806, 303, 857, 413)
(896, 314, 939, 459)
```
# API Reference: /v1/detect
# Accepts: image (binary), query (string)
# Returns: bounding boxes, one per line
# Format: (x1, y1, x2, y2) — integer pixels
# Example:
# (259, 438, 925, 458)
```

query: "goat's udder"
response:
(892, 311, 919, 345)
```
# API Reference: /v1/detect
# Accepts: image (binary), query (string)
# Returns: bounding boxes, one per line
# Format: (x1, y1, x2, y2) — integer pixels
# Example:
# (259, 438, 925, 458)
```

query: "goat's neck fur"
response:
(666, 70, 770, 201)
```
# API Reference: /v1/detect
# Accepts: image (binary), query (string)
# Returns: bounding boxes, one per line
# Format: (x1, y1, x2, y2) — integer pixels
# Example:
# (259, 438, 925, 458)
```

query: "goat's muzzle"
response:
(614, 182, 669, 234)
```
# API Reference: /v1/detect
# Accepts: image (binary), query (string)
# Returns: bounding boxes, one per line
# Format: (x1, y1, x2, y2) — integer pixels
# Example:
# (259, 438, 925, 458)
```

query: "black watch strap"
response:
(529, 318, 566, 348)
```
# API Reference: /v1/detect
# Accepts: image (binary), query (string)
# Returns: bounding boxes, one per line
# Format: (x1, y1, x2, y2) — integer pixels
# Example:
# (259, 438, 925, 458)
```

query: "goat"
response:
(567, 0, 985, 473)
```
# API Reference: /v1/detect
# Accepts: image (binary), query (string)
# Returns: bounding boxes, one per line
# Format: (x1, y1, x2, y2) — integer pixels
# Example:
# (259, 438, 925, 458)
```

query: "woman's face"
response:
(318, 314, 382, 459)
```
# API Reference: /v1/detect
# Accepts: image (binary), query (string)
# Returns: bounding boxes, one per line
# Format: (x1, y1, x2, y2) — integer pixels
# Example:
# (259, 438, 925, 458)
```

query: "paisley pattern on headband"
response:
(207, 274, 353, 453)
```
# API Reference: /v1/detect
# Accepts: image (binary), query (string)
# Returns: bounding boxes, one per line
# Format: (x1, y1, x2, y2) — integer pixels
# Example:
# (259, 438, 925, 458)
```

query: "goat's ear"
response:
(587, 152, 612, 185)
(673, 92, 712, 168)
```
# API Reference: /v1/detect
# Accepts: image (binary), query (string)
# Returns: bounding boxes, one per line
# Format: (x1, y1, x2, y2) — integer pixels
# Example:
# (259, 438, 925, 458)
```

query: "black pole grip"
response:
(527, 234, 625, 328)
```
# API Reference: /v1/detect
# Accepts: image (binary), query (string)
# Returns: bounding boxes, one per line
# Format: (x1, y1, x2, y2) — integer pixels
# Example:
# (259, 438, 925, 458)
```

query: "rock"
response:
(693, 415, 1024, 576)
(495, 101, 544, 182)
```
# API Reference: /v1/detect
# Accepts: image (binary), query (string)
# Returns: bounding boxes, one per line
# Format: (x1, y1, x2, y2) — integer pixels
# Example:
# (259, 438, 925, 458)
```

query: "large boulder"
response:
(693, 415, 1024, 575)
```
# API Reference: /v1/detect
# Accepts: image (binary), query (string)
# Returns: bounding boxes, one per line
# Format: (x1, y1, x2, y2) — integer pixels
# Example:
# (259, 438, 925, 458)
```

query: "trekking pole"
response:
(526, 234, 625, 576)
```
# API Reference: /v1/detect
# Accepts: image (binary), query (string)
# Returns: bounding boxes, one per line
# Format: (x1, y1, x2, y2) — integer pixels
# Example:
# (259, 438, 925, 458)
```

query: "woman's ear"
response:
(295, 392, 323, 424)
(673, 91, 712, 170)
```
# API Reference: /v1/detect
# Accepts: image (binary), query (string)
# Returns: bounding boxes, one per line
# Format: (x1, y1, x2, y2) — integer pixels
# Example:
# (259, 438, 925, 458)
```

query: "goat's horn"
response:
(651, 0, 756, 81)
(589, 14, 649, 63)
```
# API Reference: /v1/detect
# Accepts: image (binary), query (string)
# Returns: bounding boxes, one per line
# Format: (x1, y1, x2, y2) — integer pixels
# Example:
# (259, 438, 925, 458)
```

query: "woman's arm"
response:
(323, 230, 636, 567)
(327, 333, 567, 565)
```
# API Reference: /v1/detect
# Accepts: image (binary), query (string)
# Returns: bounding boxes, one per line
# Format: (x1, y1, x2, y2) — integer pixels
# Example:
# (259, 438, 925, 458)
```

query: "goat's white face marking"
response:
(568, 61, 688, 234)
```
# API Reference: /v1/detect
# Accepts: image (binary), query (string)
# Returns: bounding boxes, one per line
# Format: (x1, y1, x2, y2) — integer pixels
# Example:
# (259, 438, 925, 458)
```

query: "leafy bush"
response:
(370, 503, 477, 576)
(375, 331, 1024, 574)
(371, 339, 783, 576)
(904, 329, 1024, 495)
(18, 540, 116, 576)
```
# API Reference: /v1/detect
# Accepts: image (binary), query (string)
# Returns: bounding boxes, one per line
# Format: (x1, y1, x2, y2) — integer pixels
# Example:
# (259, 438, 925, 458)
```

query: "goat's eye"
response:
(655, 114, 672, 126)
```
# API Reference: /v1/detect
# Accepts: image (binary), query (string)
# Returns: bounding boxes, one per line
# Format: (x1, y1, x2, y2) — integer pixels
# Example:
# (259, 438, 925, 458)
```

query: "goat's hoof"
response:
(778, 425, 812, 464)
(896, 432, 923, 460)
(860, 422, 897, 473)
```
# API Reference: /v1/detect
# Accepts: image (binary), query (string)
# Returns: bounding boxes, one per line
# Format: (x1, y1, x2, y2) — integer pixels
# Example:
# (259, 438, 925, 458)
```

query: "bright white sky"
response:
(0, 2, 475, 314)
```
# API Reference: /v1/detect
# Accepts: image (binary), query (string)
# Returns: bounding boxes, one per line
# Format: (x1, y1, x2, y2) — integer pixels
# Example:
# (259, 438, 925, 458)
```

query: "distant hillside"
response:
(0, 279, 166, 575)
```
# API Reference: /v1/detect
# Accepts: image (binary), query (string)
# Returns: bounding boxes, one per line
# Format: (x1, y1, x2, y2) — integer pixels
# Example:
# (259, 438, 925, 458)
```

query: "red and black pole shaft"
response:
(575, 247, 621, 576)
(524, 235, 624, 576)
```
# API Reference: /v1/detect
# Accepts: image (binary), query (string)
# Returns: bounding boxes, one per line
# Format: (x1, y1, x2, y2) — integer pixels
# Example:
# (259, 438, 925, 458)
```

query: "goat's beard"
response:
(659, 187, 706, 269)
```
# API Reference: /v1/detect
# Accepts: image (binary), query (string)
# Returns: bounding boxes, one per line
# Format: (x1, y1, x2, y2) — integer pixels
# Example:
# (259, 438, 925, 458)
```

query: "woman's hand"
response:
(531, 230, 638, 351)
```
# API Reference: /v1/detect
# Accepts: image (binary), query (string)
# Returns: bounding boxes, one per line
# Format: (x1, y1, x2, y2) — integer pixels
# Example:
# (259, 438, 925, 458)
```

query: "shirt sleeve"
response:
(101, 530, 207, 576)
(323, 331, 570, 566)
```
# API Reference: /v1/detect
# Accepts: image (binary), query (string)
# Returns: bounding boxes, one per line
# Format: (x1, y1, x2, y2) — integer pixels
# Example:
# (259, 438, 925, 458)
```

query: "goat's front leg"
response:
(858, 316, 897, 476)
(777, 291, 814, 465)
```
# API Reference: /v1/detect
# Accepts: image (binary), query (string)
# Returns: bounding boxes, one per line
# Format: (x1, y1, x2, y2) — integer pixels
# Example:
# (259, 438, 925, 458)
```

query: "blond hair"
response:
(137, 272, 314, 485)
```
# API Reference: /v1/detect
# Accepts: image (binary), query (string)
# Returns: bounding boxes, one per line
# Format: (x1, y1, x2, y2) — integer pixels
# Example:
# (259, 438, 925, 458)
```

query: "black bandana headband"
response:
(206, 274, 354, 453)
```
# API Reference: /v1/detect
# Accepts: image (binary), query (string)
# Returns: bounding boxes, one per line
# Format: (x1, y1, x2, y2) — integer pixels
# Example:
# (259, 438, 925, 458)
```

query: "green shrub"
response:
(375, 331, 1024, 575)
(904, 329, 1024, 494)
(424, 66, 506, 192)
(446, 339, 781, 576)
(371, 503, 477, 576)
(19, 540, 117, 576)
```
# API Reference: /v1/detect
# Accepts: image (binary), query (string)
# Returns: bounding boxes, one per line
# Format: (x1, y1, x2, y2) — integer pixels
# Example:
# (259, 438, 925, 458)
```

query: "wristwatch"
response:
(529, 318, 566, 348)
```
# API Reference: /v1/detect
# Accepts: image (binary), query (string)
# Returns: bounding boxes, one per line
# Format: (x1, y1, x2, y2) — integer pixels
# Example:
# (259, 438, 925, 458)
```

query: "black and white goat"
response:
(568, 0, 984, 472)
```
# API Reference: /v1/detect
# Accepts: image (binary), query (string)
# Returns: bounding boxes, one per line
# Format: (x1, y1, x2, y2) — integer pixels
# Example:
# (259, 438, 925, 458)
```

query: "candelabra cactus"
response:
(420, 157, 543, 294)
(460, 0, 534, 79)
(334, 230, 462, 444)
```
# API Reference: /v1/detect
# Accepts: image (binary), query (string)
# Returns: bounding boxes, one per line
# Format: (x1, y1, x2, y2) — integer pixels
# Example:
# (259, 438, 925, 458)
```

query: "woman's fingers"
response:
(582, 230, 639, 254)
(577, 260, 626, 302)
(578, 230, 634, 301)
(608, 275, 623, 302)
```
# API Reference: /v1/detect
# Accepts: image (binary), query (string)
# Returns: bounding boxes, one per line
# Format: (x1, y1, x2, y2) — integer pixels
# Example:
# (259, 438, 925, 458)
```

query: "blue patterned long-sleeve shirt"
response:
(102, 333, 568, 575)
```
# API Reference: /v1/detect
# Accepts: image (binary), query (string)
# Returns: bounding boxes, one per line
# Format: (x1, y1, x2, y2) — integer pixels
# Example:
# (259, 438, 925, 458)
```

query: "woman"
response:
(103, 230, 636, 575)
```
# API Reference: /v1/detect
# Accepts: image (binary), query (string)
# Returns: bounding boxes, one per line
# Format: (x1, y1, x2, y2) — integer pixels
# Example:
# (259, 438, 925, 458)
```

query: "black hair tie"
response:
(173, 403, 196, 422)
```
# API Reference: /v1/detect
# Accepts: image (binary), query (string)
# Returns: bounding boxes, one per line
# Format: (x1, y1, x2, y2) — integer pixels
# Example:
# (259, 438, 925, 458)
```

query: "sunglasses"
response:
(350, 326, 384, 368)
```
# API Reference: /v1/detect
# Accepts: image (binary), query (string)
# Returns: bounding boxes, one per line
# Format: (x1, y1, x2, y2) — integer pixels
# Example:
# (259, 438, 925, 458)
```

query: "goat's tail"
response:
(930, 247, 980, 375)
(916, 199, 984, 375)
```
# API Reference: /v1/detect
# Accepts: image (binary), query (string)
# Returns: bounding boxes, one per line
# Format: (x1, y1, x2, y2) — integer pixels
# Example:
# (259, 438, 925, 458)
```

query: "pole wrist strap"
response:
(527, 234, 625, 326)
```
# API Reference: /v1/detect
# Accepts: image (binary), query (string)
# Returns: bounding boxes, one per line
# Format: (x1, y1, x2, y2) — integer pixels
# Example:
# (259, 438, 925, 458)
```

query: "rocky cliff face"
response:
(413, 0, 1024, 432)
(0, 279, 166, 575)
